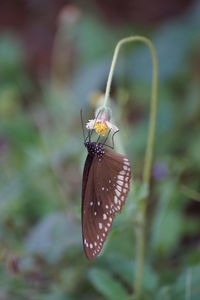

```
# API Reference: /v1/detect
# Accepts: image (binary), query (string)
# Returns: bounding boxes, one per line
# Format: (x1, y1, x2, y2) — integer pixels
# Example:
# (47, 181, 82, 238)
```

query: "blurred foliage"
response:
(0, 0, 200, 299)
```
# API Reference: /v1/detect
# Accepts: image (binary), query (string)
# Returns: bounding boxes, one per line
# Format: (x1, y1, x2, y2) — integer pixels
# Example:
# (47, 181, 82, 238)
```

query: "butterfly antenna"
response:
(96, 135, 101, 143)
(103, 130, 119, 149)
(88, 130, 91, 142)
(80, 109, 87, 142)
(111, 130, 119, 149)
(102, 129, 111, 145)
(89, 109, 101, 142)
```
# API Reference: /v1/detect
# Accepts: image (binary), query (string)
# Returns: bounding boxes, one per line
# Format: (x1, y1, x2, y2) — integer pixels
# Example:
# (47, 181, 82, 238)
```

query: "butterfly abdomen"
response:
(84, 142, 104, 159)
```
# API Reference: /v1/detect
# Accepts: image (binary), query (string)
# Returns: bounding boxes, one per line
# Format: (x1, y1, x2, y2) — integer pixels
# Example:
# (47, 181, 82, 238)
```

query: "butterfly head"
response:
(84, 142, 104, 158)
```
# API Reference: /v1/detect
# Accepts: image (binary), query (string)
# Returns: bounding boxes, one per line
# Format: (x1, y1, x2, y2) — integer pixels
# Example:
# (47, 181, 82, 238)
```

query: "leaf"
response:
(103, 255, 158, 293)
(124, 181, 148, 220)
(88, 268, 129, 300)
(0, 33, 24, 74)
(132, 181, 148, 203)
(25, 212, 81, 263)
(174, 265, 200, 299)
(153, 210, 182, 255)
(150, 180, 183, 256)
(156, 266, 200, 300)
(38, 292, 73, 300)
(127, 1, 200, 83)
(142, 264, 158, 292)
(77, 17, 115, 62)
(71, 57, 110, 106)
(103, 254, 134, 286)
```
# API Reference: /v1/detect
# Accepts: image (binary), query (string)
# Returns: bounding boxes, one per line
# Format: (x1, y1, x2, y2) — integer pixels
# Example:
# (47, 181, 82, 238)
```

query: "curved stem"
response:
(103, 36, 158, 299)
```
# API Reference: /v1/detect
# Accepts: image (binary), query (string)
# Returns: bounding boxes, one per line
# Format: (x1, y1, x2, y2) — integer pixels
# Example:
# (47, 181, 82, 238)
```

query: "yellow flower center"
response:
(94, 120, 109, 136)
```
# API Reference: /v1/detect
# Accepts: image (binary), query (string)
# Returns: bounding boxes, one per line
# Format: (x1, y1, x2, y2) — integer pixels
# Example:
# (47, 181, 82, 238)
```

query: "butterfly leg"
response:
(96, 135, 101, 143)
(86, 110, 102, 142)
(104, 130, 119, 149)
(81, 110, 93, 143)
(102, 129, 111, 145)
(81, 109, 89, 143)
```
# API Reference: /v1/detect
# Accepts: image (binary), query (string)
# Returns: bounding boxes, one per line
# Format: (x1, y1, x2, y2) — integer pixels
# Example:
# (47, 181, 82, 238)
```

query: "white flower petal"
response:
(86, 119, 119, 133)
(106, 121, 119, 132)
(106, 121, 112, 129)
(86, 119, 96, 129)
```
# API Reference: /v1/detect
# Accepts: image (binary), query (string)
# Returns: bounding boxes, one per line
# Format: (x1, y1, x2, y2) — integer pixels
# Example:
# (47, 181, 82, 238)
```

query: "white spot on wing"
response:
(117, 185, 122, 192)
(115, 189, 120, 197)
(120, 170, 126, 175)
(117, 180, 123, 186)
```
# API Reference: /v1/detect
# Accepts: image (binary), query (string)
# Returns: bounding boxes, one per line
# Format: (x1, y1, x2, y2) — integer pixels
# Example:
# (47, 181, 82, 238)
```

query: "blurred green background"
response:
(0, 0, 200, 299)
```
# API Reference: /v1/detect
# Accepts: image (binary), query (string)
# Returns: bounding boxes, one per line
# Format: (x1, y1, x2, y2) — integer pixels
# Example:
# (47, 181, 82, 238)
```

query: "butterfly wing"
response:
(81, 154, 96, 259)
(82, 155, 102, 259)
(96, 147, 131, 215)
(82, 148, 131, 260)
(82, 154, 94, 209)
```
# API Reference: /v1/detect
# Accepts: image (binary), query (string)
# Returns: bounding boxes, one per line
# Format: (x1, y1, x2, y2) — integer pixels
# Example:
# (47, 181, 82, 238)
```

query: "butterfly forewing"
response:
(82, 157, 105, 259)
(82, 154, 94, 207)
(82, 147, 131, 260)
(99, 149, 131, 212)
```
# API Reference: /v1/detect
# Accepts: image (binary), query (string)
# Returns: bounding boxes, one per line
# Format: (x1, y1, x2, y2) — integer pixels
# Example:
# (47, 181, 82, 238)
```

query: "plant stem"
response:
(103, 36, 158, 299)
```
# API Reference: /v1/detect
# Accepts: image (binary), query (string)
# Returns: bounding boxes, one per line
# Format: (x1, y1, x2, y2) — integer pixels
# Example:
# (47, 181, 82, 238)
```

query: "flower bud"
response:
(95, 106, 112, 122)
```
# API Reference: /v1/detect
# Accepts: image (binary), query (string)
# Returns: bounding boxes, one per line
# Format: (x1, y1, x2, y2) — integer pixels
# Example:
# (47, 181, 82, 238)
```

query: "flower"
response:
(86, 119, 118, 136)
(94, 120, 109, 136)
(86, 105, 118, 136)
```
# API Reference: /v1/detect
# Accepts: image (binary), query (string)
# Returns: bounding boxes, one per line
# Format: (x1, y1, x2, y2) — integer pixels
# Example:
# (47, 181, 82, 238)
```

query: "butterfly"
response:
(81, 111, 131, 259)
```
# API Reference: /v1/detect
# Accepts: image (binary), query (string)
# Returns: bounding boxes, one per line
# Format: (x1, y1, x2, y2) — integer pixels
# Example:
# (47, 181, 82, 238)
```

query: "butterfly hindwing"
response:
(82, 147, 131, 260)
(95, 147, 131, 220)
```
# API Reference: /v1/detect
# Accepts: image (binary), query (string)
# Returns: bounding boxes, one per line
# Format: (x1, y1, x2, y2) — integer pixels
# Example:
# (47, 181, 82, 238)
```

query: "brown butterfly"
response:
(81, 111, 131, 259)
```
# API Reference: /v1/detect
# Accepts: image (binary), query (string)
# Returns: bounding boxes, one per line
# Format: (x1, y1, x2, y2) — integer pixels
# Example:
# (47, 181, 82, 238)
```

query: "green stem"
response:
(103, 36, 158, 299)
